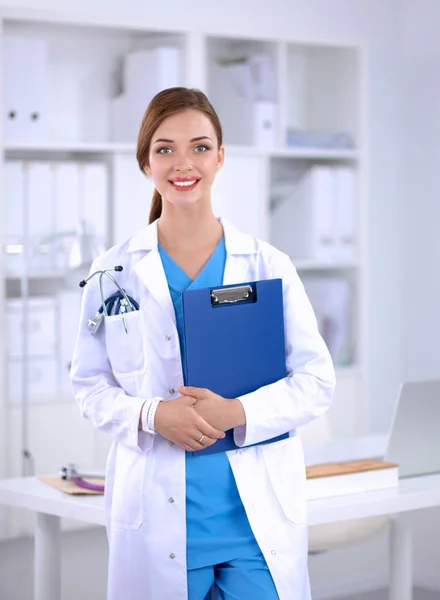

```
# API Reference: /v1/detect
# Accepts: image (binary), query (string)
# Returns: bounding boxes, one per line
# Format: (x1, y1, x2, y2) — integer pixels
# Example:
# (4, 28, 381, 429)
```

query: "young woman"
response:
(71, 87, 335, 600)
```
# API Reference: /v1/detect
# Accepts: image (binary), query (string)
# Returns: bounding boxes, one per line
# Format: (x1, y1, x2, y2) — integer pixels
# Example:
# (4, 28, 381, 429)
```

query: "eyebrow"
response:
(152, 136, 213, 144)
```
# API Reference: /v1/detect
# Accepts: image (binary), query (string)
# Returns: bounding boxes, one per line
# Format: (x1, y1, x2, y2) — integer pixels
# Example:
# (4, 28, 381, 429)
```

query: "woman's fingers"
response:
(196, 416, 225, 440)
(179, 432, 218, 451)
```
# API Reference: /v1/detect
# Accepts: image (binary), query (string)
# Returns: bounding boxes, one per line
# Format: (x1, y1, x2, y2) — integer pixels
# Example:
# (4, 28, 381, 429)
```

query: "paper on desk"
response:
(39, 476, 104, 495)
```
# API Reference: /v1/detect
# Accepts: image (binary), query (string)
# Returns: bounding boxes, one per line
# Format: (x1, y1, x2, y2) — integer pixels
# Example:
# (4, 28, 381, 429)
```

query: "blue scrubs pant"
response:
(187, 553, 280, 600)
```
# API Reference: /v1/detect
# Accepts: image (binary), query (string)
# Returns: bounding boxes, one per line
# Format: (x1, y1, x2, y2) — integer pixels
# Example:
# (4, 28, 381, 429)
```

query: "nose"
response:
(172, 149, 194, 172)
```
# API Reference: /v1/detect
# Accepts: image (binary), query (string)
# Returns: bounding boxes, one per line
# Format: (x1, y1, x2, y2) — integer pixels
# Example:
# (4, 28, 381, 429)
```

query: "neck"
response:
(157, 205, 223, 252)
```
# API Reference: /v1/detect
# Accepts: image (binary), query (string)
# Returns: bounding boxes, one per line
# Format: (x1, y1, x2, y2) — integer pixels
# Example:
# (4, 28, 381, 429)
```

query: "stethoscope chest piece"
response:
(80, 266, 139, 335)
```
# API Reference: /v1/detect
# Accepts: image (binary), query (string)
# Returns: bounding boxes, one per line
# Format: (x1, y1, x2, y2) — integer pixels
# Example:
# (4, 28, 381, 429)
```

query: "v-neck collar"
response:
(158, 237, 224, 289)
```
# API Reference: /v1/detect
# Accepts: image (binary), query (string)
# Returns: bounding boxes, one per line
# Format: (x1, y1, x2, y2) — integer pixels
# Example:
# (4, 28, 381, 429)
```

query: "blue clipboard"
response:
(181, 278, 289, 456)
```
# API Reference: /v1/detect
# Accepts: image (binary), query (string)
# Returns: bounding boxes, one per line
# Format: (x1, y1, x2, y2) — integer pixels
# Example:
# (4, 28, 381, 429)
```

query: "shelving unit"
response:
(5, 142, 358, 160)
(0, 8, 367, 538)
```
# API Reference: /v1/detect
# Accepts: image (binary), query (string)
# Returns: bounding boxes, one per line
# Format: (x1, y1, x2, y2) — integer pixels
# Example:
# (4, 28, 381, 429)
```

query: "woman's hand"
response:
(154, 394, 226, 451)
(179, 386, 246, 432)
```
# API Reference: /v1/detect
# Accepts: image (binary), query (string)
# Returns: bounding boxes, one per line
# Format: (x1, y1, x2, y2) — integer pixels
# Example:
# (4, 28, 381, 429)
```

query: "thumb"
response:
(179, 385, 202, 399)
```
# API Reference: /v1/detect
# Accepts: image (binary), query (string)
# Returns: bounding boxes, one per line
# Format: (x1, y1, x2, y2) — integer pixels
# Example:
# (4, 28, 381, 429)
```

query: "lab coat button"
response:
(168, 441, 174, 448)
(236, 450, 242, 455)
(271, 550, 276, 556)
(169, 388, 176, 395)
(165, 335, 171, 341)
(169, 553, 176, 559)
(168, 497, 175, 503)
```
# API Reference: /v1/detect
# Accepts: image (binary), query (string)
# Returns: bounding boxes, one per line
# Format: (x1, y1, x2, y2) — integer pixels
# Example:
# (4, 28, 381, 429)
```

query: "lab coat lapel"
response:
(127, 217, 256, 322)
(129, 221, 176, 326)
(221, 217, 257, 285)
(134, 250, 176, 326)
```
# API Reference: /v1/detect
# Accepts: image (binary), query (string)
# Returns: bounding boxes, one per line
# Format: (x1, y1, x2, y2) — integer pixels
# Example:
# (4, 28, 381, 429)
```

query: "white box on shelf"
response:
(57, 290, 82, 396)
(111, 153, 154, 244)
(27, 161, 54, 269)
(212, 154, 269, 241)
(300, 275, 353, 366)
(2, 36, 48, 144)
(109, 93, 126, 142)
(7, 356, 58, 404)
(333, 166, 357, 259)
(270, 165, 336, 260)
(111, 46, 181, 142)
(253, 100, 276, 148)
(25, 37, 48, 144)
(53, 161, 81, 269)
(6, 297, 57, 358)
(80, 162, 109, 248)
(123, 46, 181, 96)
(2, 37, 27, 143)
(2, 160, 25, 271)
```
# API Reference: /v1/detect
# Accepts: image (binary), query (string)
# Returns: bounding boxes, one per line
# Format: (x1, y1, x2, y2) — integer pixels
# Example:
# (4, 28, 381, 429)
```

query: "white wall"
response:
(0, 0, 413, 599)
(396, 4, 440, 588)
(400, 0, 440, 383)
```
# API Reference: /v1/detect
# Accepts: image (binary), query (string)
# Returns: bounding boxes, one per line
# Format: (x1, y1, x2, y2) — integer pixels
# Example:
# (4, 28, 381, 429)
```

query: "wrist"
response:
(226, 398, 246, 429)
(141, 398, 162, 433)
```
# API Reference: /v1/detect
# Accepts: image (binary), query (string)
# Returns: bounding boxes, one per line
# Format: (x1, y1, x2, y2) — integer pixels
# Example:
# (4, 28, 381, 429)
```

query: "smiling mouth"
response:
(169, 179, 200, 191)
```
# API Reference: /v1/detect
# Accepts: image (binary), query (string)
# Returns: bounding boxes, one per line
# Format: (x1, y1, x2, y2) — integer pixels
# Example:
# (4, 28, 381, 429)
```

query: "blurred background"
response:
(0, 0, 439, 598)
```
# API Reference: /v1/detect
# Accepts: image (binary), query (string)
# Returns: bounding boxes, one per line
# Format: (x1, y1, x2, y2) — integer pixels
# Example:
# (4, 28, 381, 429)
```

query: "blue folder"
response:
(181, 278, 289, 456)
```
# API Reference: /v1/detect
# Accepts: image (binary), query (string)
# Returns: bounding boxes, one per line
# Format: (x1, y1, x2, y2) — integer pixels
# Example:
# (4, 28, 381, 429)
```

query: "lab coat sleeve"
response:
(70, 260, 156, 453)
(233, 252, 336, 447)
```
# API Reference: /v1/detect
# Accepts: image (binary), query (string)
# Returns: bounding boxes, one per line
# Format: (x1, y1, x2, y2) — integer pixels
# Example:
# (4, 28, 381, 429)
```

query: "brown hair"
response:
(136, 87, 223, 224)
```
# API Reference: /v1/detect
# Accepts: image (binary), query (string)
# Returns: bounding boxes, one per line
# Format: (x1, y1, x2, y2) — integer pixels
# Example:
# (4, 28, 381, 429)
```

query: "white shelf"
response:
(4, 142, 137, 156)
(5, 142, 358, 161)
(293, 259, 359, 271)
(5, 268, 69, 280)
(269, 147, 358, 160)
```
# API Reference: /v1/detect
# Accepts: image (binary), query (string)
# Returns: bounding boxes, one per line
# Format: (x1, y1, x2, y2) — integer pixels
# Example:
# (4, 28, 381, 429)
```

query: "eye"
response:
(156, 147, 173, 154)
(194, 144, 210, 152)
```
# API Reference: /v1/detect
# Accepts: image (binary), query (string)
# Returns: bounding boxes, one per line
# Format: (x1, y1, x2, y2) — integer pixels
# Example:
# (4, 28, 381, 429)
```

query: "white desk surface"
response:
(1, 472, 440, 528)
(1, 435, 440, 528)
(0, 477, 106, 525)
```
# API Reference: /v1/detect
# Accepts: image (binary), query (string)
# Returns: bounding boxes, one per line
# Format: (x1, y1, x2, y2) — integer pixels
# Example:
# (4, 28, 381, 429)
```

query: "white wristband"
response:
(141, 398, 161, 433)
(147, 399, 161, 433)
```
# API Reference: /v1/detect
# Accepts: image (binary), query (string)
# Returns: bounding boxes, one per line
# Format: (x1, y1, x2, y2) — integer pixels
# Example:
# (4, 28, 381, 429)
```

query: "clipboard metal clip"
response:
(210, 284, 253, 305)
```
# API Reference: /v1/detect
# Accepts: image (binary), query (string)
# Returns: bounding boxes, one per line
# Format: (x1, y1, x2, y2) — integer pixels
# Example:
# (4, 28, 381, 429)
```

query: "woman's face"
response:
(145, 109, 224, 210)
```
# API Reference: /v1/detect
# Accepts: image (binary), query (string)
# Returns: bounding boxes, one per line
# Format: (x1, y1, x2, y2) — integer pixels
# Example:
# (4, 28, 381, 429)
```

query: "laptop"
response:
(384, 379, 440, 478)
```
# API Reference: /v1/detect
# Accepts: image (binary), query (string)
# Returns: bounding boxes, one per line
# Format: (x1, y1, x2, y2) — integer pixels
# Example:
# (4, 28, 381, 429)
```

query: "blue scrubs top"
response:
(158, 237, 260, 570)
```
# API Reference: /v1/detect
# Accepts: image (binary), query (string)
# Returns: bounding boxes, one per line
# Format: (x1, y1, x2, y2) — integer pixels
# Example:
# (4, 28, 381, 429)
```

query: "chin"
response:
(168, 193, 206, 209)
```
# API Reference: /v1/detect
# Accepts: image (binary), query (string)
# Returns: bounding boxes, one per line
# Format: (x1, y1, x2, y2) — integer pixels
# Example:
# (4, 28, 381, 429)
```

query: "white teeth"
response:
(172, 180, 197, 187)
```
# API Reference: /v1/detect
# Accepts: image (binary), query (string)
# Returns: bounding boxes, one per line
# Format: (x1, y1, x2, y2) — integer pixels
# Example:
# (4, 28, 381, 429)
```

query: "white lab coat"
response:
(70, 217, 335, 600)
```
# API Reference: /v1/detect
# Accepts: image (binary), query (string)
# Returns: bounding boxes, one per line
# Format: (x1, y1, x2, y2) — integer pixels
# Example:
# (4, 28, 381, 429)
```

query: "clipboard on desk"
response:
(182, 278, 289, 456)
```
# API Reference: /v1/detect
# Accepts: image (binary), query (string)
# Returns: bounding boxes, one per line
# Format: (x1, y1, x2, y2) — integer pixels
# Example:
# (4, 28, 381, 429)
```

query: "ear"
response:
(216, 145, 225, 172)
(144, 164, 151, 177)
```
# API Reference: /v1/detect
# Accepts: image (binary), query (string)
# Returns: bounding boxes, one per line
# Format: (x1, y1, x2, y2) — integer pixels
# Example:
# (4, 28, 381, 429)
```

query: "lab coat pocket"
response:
(111, 444, 145, 530)
(105, 310, 147, 378)
(261, 436, 307, 524)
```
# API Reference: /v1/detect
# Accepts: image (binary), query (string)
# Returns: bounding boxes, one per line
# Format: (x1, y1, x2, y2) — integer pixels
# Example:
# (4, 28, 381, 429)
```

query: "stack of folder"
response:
(2, 160, 108, 271)
(2, 36, 48, 144)
(270, 165, 357, 261)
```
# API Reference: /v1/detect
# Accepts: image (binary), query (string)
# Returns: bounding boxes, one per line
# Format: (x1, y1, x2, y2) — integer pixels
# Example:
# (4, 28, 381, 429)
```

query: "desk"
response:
(1, 438, 439, 600)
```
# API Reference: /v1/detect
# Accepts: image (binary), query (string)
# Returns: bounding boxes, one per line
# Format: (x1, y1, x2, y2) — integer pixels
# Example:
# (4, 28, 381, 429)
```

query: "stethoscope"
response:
(59, 463, 105, 492)
(79, 266, 139, 335)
